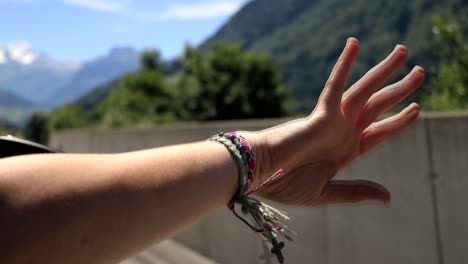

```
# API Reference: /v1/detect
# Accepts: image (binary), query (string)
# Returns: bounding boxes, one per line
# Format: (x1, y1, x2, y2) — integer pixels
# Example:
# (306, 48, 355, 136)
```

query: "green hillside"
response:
(73, 79, 119, 112)
(203, 0, 468, 110)
(0, 89, 35, 108)
(0, 90, 39, 127)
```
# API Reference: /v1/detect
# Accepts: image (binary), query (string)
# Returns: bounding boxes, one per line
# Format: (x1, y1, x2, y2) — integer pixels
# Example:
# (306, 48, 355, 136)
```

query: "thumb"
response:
(317, 179, 390, 205)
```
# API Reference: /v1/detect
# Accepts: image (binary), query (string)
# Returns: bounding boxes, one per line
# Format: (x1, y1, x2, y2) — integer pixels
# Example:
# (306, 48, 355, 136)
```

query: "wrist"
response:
(211, 132, 294, 262)
(239, 132, 271, 190)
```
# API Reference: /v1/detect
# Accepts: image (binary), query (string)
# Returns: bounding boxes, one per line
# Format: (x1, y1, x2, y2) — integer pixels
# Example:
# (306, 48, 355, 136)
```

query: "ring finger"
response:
(356, 66, 425, 129)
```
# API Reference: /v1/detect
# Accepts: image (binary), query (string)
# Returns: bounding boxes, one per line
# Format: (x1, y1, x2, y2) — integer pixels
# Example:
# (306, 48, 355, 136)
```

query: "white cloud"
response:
(0, 50, 6, 64)
(160, 0, 244, 20)
(2, 0, 246, 20)
(60, 0, 130, 13)
(59, 0, 245, 21)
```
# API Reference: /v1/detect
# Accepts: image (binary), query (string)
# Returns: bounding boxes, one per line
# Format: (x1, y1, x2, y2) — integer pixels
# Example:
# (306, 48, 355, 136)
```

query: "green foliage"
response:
(176, 44, 289, 120)
(48, 45, 290, 130)
(0, 106, 37, 128)
(0, 89, 43, 128)
(422, 15, 468, 110)
(46, 0, 468, 131)
(23, 112, 49, 144)
(0, 126, 19, 136)
(140, 49, 164, 71)
(49, 105, 89, 131)
(96, 69, 175, 128)
(74, 79, 120, 112)
(203, 0, 468, 111)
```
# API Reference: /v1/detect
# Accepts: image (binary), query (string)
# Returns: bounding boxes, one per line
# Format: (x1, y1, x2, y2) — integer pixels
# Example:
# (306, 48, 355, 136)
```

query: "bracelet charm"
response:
(208, 132, 295, 264)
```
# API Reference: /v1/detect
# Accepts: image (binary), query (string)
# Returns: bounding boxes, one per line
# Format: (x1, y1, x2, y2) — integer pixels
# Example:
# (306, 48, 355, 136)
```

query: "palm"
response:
(253, 38, 424, 206)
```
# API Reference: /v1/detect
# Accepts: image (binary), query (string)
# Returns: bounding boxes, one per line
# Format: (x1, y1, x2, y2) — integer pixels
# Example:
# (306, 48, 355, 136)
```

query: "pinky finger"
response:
(360, 103, 420, 154)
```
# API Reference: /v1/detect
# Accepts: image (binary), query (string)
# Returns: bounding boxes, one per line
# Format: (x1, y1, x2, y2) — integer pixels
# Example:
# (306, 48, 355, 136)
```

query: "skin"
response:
(0, 38, 425, 263)
(248, 38, 425, 206)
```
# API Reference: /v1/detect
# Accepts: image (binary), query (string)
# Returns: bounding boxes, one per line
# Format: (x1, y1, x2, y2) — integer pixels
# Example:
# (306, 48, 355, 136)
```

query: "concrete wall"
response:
(50, 113, 468, 264)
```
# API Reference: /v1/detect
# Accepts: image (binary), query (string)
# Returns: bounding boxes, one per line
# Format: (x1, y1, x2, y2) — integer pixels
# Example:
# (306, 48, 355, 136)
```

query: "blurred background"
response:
(1, 0, 468, 263)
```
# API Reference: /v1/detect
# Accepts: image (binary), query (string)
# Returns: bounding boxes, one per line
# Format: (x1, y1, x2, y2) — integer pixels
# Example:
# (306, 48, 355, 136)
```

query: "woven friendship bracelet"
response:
(209, 132, 255, 200)
(208, 132, 295, 264)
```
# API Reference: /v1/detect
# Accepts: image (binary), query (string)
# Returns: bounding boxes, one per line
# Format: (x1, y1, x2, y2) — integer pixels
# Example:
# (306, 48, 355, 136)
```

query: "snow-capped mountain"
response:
(0, 43, 39, 65)
(0, 43, 139, 108)
(0, 42, 80, 70)
(0, 43, 81, 105)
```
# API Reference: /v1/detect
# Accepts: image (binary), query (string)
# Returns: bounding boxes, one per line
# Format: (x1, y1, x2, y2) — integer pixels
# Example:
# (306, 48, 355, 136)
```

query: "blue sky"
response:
(0, 0, 249, 62)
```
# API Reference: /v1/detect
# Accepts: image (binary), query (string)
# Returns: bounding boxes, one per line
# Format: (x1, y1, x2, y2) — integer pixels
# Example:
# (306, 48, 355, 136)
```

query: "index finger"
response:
(316, 37, 360, 112)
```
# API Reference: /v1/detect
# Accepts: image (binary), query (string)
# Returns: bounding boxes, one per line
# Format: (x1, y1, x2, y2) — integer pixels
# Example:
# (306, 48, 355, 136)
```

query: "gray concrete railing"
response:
(50, 112, 468, 264)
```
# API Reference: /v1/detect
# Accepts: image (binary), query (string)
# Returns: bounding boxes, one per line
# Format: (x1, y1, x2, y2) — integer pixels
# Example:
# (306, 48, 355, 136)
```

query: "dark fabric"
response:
(0, 136, 60, 158)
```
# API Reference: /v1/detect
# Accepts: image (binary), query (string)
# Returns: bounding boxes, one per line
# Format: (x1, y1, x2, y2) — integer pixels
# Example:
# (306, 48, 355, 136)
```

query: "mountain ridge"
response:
(47, 47, 139, 107)
(0, 45, 139, 126)
(0, 89, 40, 128)
(0, 42, 80, 105)
(202, 0, 468, 109)
(0, 89, 35, 108)
(0, 45, 139, 108)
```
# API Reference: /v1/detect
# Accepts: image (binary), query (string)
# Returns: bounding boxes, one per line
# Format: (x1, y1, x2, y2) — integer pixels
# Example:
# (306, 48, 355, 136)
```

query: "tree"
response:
(176, 44, 290, 121)
(422, 15, 468, 110)
(140, 49, 164, 71)
(23, 112, 49, 144)
(47, 45, 291, 130)
(96, 69, 174, 127)
(93, 48, 176, 128)
(49, 106, 89, 131)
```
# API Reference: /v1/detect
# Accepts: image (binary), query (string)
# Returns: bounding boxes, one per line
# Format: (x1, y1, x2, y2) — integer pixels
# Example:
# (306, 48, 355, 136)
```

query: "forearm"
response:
(0, 141, 239, 263)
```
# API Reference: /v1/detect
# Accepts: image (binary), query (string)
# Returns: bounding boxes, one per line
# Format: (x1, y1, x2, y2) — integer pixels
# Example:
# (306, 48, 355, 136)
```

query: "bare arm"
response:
(0, 38, 425, 264)
(0, 141, 263, 263)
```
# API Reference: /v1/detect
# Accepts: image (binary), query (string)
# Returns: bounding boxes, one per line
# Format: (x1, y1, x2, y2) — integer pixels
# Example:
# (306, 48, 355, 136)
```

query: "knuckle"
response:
(325, 79, 337, 89)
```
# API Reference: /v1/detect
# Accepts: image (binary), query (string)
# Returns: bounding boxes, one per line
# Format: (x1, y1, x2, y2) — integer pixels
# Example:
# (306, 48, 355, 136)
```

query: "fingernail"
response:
(409, 102, 420, 113)
(347, 37, 357, 45)
(394, 44, 408, 55)
(413, 65, 425, 74)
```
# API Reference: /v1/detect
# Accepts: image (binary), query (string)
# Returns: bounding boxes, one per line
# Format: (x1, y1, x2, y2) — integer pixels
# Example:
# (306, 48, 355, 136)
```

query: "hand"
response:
(245, 38, 425, 206)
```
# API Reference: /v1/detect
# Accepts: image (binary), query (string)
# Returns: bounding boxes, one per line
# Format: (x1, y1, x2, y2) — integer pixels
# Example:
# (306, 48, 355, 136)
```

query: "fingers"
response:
(342, 45, 408, 120)
(317, 179, 390, 205)
(356, 66, 425, 129)
(317, 38, 360, 111)
(359, 103, 420, 154)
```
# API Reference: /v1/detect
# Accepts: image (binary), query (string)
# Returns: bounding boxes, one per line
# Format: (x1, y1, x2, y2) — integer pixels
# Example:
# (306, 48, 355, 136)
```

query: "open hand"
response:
(245, 38, 425, 206)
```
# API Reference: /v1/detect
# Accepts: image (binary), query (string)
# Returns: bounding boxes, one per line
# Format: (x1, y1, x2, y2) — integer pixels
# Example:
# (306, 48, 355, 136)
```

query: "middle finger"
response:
(356, 65, 425, 129)
(341, 45, 408, 120)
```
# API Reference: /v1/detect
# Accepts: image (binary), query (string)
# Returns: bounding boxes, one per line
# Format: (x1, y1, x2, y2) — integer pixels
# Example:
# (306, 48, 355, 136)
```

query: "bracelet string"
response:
(208, 132, 296, 264)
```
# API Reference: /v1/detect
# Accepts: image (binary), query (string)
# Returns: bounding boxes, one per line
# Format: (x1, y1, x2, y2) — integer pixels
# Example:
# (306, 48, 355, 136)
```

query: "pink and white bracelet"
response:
(208, 132, 295, 263)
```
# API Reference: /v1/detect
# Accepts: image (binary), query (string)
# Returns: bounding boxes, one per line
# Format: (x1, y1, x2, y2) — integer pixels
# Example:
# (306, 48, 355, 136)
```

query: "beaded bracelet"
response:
(208, 132, 295, 264)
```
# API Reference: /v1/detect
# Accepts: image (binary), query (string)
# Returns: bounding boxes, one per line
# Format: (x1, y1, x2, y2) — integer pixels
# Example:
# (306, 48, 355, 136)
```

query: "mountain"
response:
(0, 89, 40, 127)
(0, 44, 140, 127)
(47, 47, 139, 107)
(202, 0, 468, 109)
(0, 44, 139, 108)
(69, 59, 179, 113)
(0, 89, 35, 108)
(0, 43, 79, 105)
